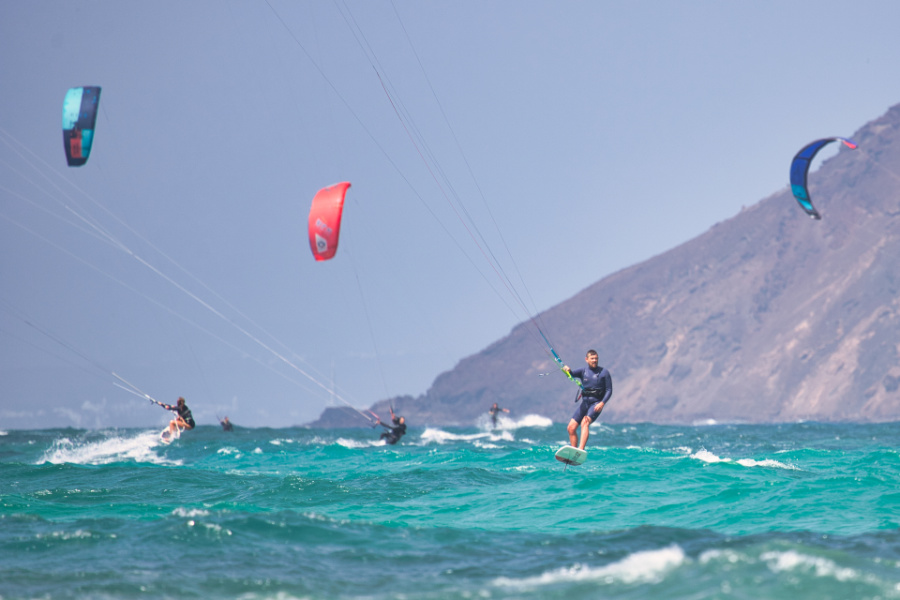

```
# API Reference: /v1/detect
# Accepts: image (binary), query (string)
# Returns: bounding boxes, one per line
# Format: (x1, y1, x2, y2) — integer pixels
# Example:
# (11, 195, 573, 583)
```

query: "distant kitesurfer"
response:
(563, 350, 611, 450)
(220, 416, 233, 431)
(162, 397, 195, 438)
(488, 403, 510, 428)
(376, 408, 406, 445)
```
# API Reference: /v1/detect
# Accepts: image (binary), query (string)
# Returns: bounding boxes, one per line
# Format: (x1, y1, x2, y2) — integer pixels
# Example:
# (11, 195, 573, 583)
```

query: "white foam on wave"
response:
(35, 529, 97, 541)
(509, 465, 536, 473)
(184, 519, 232, 536)
(736, 457, 797, 469)
(476, 413, 553, 431)
(685, 448, 798, 470)
(703, 548, 892, 589)
(419, 427, 513, 445)
(420, 427, 483, 444)
(699, 548, 746, 565)
(40, 431, 179, 466)
(761, 550, 857, 582)
(691, 449, 729, 464)
(494, 545, 686, 588)
(335, 437, 385, 449)
(509, 414, 553, 429)
(172, 507, 210, 518)
(270, 437, 321, 446)
(0, 430, 8, 436)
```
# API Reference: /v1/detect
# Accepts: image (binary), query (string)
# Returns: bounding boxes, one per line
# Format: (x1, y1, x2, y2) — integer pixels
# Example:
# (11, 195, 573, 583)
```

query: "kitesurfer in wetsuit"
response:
(220, 416, 233, 431)
(563, 349, 611, 450)
(488, 403, 510, 428)
(376, 409, 406, 445)
(162, 397, 195, 438)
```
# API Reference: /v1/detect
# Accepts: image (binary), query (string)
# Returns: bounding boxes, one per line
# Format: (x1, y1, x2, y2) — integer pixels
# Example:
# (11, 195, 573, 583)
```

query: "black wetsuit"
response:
(166, 403, 195, 429)
(221, 420, 233, 432)
(489, 406, 505, 427)
(379, 421, 406, 445)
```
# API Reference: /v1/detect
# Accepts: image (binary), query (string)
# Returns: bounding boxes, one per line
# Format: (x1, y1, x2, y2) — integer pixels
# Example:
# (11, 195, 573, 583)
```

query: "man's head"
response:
(585, 350, 599, 368)
(177, 397, 185, 407)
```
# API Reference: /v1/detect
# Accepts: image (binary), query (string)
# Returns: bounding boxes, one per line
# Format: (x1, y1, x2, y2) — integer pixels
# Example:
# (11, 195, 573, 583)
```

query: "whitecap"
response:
(511, 414, 553, 429)
(509, 465, 536, 473)
(699, 548, 746, 565)
(476, 413, 553, 431)
(40, 431, 178, 466)
(172, 507, 210, 518)
(419, 427, 494, 445)
(494, 545, 685, 587)
(490, 430, 516, 442)
(185, 520, 232, 536)
(761, 550, 857, 582)
(268, 438, 300, 446)
(688, 448, 797, 470)
(36, 529, 94, 541)
(691, 449, 728, 464)
(418, 427, 519, 446)
(335, 437, 384, 449)
(736, 457, 798, 470)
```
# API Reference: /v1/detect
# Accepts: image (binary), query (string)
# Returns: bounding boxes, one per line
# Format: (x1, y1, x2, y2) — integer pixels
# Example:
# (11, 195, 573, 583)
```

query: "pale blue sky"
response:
(2, 1, 900, 429)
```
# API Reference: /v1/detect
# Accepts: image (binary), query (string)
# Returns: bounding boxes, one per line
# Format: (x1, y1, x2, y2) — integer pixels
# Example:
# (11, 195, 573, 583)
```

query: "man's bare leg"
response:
(578, 417, 591, 450)
(567, 419, 579, 447)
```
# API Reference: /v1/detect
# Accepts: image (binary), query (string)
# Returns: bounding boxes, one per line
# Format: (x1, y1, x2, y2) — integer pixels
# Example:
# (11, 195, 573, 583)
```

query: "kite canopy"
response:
(62, 86, 101, 167)
(789, 137, 857, 219)
(308, 182, 351, 261)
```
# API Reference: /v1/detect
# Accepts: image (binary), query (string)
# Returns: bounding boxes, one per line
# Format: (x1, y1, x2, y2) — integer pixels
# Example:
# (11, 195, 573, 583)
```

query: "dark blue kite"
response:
(789, 137, 857, 219)
(62, 86, 102, 167)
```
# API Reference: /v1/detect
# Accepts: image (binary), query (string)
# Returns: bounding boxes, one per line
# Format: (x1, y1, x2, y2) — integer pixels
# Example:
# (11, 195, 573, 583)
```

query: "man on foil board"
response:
(555, 349, 612, 466)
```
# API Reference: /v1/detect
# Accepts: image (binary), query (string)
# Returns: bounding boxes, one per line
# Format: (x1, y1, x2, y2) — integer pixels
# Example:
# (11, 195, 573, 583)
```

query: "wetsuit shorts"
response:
(571, 398, 604, 424)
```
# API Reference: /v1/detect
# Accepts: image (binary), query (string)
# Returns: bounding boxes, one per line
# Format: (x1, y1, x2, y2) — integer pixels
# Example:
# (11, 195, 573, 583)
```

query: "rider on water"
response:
(563, 349, 611, 450)
(488, 403, 510, 428)
(162, 397, 195, 437)
(376, 408, 406, 445)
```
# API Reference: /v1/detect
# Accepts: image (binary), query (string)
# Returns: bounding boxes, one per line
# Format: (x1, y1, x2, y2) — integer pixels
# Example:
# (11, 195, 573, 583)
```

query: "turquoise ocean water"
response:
(2, 417, 899, 599)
